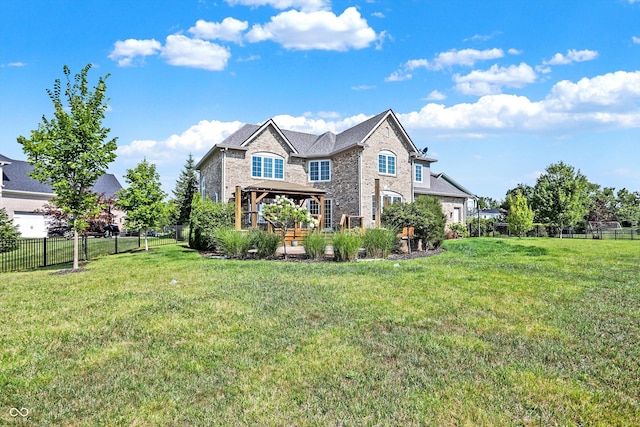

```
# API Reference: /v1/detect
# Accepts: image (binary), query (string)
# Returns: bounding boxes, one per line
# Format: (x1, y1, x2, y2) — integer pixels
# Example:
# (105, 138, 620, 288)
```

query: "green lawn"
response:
(1, 238, 639, 425)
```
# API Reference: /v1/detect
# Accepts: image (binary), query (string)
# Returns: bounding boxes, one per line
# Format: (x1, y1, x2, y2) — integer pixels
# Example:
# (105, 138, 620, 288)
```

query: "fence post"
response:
(43, 237, 47, 268)
(115, 235, 118, 254)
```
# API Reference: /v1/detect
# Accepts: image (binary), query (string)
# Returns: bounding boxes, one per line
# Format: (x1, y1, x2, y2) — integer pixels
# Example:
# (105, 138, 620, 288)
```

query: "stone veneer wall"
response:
(438, 196, 467, 225)
(322, 148, 361, 228)
(199, 149, 223, 202)
(360, 117, 414, 227)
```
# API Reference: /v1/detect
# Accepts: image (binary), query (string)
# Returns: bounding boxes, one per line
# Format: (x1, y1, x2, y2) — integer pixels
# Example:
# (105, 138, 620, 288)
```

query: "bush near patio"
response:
(188, 196, 234, 251)
(303, 231, 328, 260)
(332, 230, 361, 261)
(381, 195, 446, 249)
(361, 227, 399, 258)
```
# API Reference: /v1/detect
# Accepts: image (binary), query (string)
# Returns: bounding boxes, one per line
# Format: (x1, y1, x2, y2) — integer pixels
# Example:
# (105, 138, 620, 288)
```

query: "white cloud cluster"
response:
(386, 48, 504, 82)
(246, 7, 378, 51)
(188, 18, 248, 43)
(110, 3, 380, 69)
(633, 36, 640, 44)
(225, 0, 329, 11)
(454, 63, 537, 96)
(543, 49, 599, 65)
(108, 39, 162, 67)
(398, 71, 640, 134)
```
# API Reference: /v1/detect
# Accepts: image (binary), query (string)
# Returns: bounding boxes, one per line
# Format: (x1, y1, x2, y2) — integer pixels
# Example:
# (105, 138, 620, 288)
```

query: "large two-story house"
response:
(0, 154, 123, 238)
(196, 110, 475, 230)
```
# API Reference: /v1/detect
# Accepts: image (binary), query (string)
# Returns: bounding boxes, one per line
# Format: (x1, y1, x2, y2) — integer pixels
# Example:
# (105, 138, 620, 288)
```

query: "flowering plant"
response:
(260, 195, 318, 257)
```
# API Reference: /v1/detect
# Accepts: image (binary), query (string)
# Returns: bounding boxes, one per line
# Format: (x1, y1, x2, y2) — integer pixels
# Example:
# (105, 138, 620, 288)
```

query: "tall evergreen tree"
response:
(17, 64, 117, 270)
(172, 153, 199, 224)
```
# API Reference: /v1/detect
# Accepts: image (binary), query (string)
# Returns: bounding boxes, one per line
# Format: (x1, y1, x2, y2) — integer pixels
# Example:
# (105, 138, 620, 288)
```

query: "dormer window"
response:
(252, 153, 284, 180)
(378, 151, 396, 176)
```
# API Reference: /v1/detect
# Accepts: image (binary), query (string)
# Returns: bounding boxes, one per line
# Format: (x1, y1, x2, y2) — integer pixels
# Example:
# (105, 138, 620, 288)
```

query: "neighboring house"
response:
(196, 110, 475, 230)
(0, 153, 123, 238)
(479, 208, 504, 220)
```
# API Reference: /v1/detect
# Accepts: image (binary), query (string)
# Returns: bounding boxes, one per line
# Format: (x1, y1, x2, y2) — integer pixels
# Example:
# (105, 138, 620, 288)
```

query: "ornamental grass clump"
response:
(213, 228, 254, 259)
(362, 228, 398, 258)
(332, 231, 361, 262)
(252, 230, 280, 259)
(303, 231, 327, 260)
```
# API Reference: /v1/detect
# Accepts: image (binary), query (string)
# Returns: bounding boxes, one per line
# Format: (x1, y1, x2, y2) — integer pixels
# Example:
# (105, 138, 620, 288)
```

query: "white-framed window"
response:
(308, 199, 333, 230)
(252, 153, 284, 180)
(415, 164, 423, 183)
(309, 160, 331, 182)
(372, 191, 402, 219)
(378, 151, 396, 176)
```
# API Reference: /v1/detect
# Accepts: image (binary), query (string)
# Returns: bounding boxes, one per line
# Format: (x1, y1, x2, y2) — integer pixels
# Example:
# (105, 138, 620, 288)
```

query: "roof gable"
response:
(240, 119, 299, 155)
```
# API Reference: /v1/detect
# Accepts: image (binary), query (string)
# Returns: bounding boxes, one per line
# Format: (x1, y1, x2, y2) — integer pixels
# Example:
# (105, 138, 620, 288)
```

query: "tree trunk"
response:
(73, 229, 79, 270)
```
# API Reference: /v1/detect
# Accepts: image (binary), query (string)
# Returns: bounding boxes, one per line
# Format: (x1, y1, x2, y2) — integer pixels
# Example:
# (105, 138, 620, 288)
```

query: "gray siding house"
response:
(0, 153, 123, 237)
(196, 110, 475, 230)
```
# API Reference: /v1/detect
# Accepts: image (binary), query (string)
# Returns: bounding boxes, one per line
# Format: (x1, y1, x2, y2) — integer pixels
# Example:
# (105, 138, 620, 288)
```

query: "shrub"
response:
(303, 231, 327, 260)
(213, 228, 254, 259)
(362, 228, 398, 258)
(0, 208, 21, 253)
(448, 222, 469, 238)
(189, 196, 234, 250)
(381, 195, 446, 249)
(252, 230, 280, 259)
(332, 231, 361, 262)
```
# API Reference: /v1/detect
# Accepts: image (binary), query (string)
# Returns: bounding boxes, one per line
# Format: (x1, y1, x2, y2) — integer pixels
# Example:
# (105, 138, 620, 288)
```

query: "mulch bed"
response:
(201, 248, 444, 262)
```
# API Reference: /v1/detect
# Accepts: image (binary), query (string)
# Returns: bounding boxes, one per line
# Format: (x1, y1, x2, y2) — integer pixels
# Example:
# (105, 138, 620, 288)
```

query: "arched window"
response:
(378, 150, 396, 176)
(251, 153, 285, 180)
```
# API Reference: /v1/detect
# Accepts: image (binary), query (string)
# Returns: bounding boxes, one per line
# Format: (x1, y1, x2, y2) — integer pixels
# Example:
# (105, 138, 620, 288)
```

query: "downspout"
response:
(221, 148, 227, 202)
(358, 149, 363, 218)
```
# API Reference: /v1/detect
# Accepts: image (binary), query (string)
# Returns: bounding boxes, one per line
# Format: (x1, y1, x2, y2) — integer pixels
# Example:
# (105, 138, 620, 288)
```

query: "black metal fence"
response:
(1, 226, 188, 273)
(467, 222, 640, 240)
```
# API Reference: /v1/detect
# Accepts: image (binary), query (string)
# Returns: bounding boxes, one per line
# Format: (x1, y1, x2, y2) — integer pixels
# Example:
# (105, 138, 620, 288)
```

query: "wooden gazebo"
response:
(234, 181, 326, 230)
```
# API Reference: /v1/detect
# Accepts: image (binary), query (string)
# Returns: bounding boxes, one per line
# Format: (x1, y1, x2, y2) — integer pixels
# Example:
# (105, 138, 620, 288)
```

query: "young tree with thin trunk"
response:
(507, 191, 534, 237)
(18, 64, 117, 270)
(116, 159, 167, 251)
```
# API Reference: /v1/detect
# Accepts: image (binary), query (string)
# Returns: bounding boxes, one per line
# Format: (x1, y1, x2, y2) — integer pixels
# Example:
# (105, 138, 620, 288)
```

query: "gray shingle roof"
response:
(415, 173, 475, 198)
(1, 155, 122, 198)
(212, 110, 404, 158)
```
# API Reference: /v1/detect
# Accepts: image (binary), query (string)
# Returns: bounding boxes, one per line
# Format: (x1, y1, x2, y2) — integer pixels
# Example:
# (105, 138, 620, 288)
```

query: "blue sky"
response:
(1, 0, 639, 201)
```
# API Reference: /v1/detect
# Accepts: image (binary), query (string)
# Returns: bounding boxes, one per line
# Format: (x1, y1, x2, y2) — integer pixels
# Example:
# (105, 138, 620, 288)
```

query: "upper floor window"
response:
(309, 160, 331, 182)
(378, 151, 396, 176)
(415, 164, 423, 183)
(252, 153, 284, 180)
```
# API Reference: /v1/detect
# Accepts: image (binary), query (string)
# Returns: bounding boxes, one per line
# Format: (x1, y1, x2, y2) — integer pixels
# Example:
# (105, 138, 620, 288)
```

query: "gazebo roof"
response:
(243, 181, 326, 198)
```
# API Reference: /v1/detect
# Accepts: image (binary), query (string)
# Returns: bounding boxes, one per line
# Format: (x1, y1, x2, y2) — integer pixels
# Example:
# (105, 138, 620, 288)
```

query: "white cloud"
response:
(7, 62, 26, 67)
(425, 90, 446, 101)
(633, 36, 640, 44)
(372, 12, 385, 18)
(508, 48, 522, 55)
(108, 39, 162, 66)
(188, 18, 248, 43)
(271, 113, 371, 134)
(386, 49, 503, 82)
(225, 0, 329, 11)
(431, 48, 504, 70)
(453, 63, 537, 96)
(352, 84, 376, 90)
(395, 70, 640, 134)
(161, 35, 231, 71)
(245, 7, 378, 51)
(543, 49, 598, 65)
(117, 120, 244, 160)
(544, 71, 640, 112)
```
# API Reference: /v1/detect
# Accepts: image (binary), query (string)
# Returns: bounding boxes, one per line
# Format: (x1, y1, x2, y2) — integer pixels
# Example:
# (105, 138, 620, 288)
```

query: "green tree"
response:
(615, 188, 640, 226)
(477, 196, 501, 210)
(0, 208, 21, 253)
(116, 159, 167, 251)
(502, 183, 534, 211)
(18, 64, 117, 270)
(507, 191, 534, 237)
(172, 153, 199, 224)
(532, 162, 592, 238)
(188, 195, 234, 250)
(260, 195, 317, 258)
